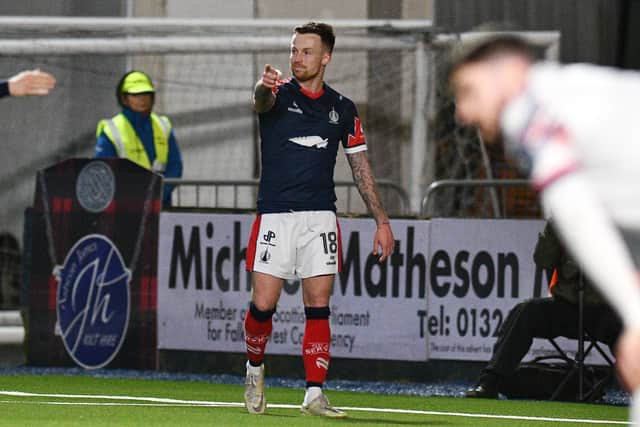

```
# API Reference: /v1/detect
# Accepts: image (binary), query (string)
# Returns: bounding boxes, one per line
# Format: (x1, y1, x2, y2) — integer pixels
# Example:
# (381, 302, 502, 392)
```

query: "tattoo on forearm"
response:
(253, 82, 275, 113)
(348, 151, 388, 224)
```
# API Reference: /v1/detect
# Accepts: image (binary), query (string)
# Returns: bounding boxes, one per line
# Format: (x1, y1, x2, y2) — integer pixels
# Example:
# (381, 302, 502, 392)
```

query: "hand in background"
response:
(8, 69, 56, 96)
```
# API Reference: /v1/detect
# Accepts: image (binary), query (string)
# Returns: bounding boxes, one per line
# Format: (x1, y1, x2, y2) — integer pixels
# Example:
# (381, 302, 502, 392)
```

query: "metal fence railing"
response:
(421, 179, 532, 218)
(0, 310, 23, 345)
(164, 178, 411, 216)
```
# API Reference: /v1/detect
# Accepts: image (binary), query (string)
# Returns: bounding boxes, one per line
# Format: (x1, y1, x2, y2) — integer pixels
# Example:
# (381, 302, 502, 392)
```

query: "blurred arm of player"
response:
(253, 64, 281, 113)
(8, 69, 56, 96)
(541, 172, 640, 391)
(347, 151, 395, 262)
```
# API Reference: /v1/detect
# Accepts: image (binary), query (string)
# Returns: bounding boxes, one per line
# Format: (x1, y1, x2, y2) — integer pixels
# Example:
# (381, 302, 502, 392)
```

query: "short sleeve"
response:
(341, 101, 367, 154)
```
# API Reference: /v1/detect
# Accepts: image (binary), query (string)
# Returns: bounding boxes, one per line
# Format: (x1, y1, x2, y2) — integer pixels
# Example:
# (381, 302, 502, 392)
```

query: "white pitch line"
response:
(0, 400, 222, 407)
(0, 390, 629, 425)
(0, 390, 243, 407)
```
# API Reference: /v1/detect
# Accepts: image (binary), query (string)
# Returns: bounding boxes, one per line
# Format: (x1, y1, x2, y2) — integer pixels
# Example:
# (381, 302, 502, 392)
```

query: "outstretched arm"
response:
(253, 64, 281, 113)
(7, 69, 55, 96)
(347, 151, 394, 261)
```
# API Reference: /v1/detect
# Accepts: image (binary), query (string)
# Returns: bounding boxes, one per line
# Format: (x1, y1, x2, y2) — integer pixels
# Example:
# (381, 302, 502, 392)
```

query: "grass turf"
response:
(0, 374, 630, 426)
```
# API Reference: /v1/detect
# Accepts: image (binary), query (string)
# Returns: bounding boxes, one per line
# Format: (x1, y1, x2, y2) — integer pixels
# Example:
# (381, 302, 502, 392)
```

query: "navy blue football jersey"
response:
(257, 78, 367, 214)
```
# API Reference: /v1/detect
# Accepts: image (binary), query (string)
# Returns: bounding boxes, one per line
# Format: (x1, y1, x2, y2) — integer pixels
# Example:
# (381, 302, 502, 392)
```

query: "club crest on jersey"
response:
(329, 107, 339, 124)
(289, 136, 329, 149)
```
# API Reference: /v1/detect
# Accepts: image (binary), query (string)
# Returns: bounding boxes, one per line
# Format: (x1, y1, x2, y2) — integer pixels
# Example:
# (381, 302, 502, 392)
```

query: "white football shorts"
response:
(246, 211, 342, 280)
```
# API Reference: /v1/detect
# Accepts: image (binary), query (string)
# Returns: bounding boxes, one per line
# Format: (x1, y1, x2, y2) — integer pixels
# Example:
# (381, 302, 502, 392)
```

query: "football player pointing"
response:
(244, 22, 394, 418)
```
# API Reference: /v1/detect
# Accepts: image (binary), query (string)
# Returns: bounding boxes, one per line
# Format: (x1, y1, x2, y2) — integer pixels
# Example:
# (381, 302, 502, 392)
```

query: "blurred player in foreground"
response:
(0, 69, 55, 98)
(448, 32, 640, 422)
(243, 22, 394, 418)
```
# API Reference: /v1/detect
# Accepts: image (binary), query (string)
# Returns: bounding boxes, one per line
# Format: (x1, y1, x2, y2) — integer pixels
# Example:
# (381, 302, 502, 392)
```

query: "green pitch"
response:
(0, 374, 630, 426)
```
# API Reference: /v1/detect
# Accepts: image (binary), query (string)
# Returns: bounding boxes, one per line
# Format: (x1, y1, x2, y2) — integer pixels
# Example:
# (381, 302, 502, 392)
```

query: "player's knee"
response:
(250, 290, 280, 313)
(302, 288, 332, 308)
(249, 301, 276, 321)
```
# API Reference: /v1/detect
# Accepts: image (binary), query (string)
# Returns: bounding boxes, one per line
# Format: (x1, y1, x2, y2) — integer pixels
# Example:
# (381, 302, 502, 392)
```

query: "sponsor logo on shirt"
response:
(289, 136, 329, 149)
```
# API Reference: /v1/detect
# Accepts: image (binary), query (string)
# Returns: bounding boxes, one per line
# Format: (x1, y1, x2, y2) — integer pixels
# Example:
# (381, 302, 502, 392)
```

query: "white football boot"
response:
(244, 362, 266, 414)
(301, 392, 347, 418)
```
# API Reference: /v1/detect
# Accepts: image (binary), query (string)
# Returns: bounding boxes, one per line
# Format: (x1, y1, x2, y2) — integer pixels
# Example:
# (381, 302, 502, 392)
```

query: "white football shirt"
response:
(502, 62, 640, 230)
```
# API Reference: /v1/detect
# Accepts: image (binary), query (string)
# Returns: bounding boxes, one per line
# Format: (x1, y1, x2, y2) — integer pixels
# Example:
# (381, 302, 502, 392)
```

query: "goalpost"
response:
(0, 17, 431, 220)
(0, 17, 559, 238)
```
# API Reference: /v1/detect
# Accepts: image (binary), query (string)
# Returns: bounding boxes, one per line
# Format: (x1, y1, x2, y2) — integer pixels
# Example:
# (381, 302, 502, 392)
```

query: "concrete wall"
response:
(256, 0, 367, 18)
(434, 0, 621, 65)
(0, 1, 125, 245)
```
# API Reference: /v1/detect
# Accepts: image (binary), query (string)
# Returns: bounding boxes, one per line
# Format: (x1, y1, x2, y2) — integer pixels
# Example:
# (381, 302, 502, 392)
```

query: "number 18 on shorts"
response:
(246, 211, 342, 280)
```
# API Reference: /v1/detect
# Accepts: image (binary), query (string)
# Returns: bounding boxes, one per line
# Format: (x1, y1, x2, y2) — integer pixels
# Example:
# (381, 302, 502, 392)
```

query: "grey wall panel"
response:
(0, 1, 126, 242)
(434, 0, 621, 65)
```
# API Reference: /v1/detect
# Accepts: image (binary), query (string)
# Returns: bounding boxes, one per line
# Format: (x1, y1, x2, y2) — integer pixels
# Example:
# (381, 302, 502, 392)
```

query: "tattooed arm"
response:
(253, 64, 280, 113)
(347, 151, 395, 261)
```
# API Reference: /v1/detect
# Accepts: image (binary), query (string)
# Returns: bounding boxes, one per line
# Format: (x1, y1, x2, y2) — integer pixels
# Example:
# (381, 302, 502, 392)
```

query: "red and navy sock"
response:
(302, 306, 331, 388)
(244, 302, 275, 367)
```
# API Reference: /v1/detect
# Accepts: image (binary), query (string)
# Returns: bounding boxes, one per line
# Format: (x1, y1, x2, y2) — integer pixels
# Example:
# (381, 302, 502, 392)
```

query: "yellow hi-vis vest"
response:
(96, 112, 171, 173)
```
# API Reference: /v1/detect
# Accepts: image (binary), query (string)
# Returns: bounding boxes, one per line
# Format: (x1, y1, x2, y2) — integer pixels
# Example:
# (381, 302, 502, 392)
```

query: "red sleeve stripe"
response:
(347, 117, 366, 147)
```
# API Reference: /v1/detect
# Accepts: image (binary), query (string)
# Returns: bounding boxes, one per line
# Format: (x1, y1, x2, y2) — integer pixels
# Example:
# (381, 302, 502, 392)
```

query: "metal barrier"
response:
(164, 178, 411, 215)
(421, 179, 531, 218)
(0, 310, 23, 345)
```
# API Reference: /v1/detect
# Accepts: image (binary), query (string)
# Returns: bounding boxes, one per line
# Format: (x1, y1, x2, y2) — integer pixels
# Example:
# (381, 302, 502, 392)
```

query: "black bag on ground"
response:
(499, 361, 607, 402)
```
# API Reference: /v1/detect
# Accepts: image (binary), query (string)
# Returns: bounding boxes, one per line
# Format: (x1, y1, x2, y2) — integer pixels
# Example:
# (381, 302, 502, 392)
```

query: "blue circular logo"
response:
(55, 234, 130, 369)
